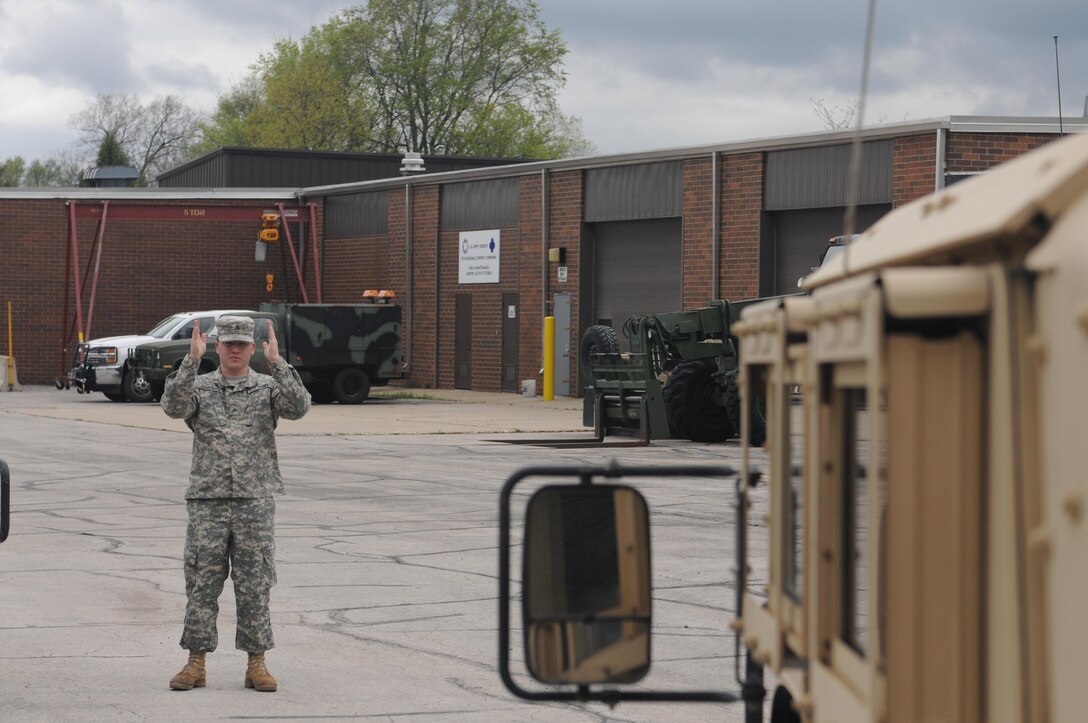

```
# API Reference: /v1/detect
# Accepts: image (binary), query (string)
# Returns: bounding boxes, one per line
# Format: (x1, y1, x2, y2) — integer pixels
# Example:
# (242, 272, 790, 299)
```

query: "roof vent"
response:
(82, 166, 139, 188)
(400, 152, 425, 175)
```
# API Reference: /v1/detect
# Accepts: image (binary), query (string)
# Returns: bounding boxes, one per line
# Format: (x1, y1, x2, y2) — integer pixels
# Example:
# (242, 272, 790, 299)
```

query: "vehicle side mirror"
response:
(522, 484, 651, 684)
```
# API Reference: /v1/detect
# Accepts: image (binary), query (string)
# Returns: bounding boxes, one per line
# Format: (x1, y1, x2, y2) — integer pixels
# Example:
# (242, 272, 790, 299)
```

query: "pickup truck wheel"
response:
(122, 370, 157, 403)
(333, 368, 371, 404)
(665, 360, 734, 442)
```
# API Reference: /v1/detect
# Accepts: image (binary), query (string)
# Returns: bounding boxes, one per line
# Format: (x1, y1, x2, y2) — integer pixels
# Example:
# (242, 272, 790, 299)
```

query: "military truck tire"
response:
(770, 686, 802, 723)
(333, 368, 371, 404)
(103, 392, 128, 402)
(579, 325, 620, 383)
(122, 369, 158, 403)
(664, 360, 734, 443)
(724, 374, 767, 447)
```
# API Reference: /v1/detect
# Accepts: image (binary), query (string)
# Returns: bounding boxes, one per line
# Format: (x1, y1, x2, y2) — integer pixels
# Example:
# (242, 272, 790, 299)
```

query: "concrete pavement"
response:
(0, 385, 766, 722)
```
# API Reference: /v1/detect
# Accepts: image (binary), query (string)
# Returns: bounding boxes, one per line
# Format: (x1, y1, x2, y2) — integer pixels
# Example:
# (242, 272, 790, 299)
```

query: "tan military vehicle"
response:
(498, 130, 1088, 722)
(729, 129, 1088, 723)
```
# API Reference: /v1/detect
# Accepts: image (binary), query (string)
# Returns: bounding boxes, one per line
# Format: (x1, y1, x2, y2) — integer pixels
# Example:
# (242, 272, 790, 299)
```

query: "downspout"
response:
(541, 167, 549, 355)
(935, 127, 947, 192)
(405, 184, 413, 375)
(433, 187, 440, 389)
(711, 150, 720, 302)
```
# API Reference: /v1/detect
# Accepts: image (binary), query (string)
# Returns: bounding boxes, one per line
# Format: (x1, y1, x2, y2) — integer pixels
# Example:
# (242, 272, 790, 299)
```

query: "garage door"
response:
(768, 205, 890, 295)
(588, 218, 682, 349)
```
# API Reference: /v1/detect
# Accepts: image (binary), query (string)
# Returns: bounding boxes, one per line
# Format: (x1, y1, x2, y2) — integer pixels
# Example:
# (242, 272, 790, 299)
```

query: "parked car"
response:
(68, 309, 253, 403)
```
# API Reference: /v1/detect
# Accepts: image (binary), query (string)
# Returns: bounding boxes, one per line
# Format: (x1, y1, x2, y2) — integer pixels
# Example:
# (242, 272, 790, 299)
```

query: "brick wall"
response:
(321, 236, 389, 301)
(0, 197, 317, 385)
(892, 133, 937, 207)
(720, 152, 763, 300)
(518, 174, 543, 391)
(946, 132, 1055, 173)
(682, 157, 714, 308)
(547, 170, 584, 388)
(410, 186, 439, 387)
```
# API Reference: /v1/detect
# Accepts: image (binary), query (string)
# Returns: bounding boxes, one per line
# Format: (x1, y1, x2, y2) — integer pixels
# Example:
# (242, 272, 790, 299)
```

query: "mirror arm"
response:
(1, 459, 9, 543)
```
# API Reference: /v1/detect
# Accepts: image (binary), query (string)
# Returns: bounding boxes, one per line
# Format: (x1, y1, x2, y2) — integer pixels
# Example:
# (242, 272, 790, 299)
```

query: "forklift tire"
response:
(579, 325, 620, 384)
(725, 374, 767, 447)
(664, 360, 734, 443)
(333, 367, 371, 404)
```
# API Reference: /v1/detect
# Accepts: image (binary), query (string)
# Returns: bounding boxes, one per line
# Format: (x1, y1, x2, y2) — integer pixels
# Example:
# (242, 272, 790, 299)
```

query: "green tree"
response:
(96, 130, 132, 167)
(204, 0, 592, 159)
(199, 38, 368, 153)
(0, 156, 26, 186)
(23, 153, 85, 187)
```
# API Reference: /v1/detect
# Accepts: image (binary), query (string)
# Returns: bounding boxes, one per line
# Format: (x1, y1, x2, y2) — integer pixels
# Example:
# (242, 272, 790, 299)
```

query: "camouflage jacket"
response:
(161, 355, 311, 499)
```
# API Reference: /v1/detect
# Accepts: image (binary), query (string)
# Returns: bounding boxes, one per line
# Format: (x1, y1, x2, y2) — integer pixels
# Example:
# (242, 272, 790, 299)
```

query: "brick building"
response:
(1, 116, 1083, 394)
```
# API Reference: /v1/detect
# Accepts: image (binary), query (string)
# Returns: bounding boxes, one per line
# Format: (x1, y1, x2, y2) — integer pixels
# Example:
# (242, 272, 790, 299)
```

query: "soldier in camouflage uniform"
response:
(162, 315, 310, 692)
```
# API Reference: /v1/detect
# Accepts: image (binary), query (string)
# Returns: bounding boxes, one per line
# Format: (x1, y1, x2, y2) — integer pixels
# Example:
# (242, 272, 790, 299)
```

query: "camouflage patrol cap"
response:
(216, 315, 255, 343)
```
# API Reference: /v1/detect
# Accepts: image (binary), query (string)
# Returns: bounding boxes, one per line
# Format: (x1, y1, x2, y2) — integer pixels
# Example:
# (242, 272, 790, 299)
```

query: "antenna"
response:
(1054, 36, 1064, 136)
(843, 0, 878, 238)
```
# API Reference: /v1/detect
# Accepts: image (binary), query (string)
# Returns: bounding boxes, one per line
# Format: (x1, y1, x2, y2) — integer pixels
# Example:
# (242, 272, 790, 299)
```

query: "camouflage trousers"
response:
(180, 497, 277, 653)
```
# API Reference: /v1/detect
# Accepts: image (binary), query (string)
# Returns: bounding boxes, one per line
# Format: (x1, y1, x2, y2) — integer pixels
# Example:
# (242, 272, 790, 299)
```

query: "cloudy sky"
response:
(1, 0, 1085, 164)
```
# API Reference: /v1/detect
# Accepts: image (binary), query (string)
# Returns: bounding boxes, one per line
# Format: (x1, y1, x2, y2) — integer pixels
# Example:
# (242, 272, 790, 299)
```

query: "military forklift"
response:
(579, 299, 763, 444)
(579, 235, 856, 446)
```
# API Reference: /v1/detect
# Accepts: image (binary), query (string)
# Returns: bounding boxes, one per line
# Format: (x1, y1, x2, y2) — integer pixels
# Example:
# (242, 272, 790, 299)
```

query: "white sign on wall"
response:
(458, 229, 500, 283)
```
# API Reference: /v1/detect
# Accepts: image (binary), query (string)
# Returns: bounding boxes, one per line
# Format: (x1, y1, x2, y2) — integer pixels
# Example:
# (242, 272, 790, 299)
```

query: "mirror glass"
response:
(522, 484, 651, 684)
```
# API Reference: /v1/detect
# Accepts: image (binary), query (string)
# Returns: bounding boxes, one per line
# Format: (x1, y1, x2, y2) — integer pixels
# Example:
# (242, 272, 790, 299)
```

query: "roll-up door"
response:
(586, 218, 682, 349)
(767, 205, 890, 295)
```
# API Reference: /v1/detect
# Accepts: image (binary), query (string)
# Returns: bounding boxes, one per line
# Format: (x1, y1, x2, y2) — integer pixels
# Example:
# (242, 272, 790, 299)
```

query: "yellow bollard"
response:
(7, 301, 13, 391)
(543, 316, 555, 400)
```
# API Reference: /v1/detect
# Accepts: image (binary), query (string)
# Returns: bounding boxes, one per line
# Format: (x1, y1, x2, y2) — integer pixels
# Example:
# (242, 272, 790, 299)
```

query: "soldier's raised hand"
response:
(189, 320, 207, 360)
(263, 319, 280, 363)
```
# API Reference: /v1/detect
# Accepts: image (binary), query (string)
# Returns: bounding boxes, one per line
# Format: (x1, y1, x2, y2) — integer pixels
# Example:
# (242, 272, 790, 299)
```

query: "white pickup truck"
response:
(67, 309, 252, 402)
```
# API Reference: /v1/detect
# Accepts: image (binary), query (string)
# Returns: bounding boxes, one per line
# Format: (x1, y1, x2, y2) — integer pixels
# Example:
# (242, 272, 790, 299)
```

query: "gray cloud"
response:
(143, 60, 220, 93)
(1, 0, 1086, 161)
(3, 0, 139, 92)
(541, 1, 1087, 101)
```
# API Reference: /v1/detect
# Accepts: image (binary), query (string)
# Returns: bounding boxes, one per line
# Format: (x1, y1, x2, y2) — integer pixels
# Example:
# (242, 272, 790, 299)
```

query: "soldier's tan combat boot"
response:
(245, 652, 277, 692)
(169, 651, 206, 690)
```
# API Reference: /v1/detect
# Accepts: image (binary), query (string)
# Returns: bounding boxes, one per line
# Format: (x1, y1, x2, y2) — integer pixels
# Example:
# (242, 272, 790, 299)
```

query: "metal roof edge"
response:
(945, 115, 1088, 133)
(298, 118, 967, 197)
(0, 188, 301, 201)
(156, 145, 534, 182)
(300, 116, 1088, 198)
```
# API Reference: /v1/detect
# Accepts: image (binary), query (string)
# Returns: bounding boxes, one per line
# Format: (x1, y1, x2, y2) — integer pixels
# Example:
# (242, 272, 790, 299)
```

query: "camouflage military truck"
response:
(129, 302, 404, 404)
